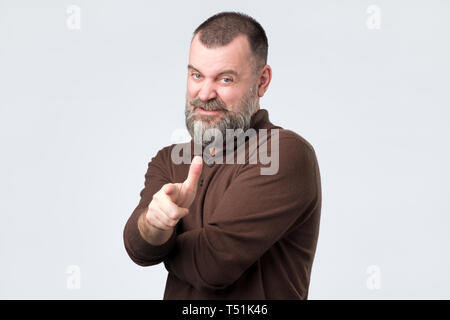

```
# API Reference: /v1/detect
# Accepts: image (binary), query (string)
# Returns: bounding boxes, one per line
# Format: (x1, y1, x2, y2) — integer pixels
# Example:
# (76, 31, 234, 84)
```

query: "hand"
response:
(144, 156, 203, 231)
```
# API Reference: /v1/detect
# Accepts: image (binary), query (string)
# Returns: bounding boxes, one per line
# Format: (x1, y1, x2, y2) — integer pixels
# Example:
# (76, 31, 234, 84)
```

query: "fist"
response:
(144, 156, 203, 231)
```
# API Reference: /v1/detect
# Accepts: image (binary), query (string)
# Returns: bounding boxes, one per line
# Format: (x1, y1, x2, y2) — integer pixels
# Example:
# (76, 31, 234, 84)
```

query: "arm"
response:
(123, 147, 177, 266)
(164, 135, 321, 290)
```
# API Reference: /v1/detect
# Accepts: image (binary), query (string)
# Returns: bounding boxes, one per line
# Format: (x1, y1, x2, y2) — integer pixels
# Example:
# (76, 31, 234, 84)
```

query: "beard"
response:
(185, 83, 258, 147)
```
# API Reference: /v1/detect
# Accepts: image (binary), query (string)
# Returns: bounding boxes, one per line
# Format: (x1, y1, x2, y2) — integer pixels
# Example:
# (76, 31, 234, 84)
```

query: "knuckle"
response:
(145, 210, 156, 222)
(163, 211, 178, 225)
(164, 219, 174, 229)
(166, 209, 177, 220)
(145, 215, 156, 228)
(152, 217, 166, 230)
(146, 205, 156, 216)
(155, 221, 168, 231)
(167, 219, 177, 227)
(157, 223, 168, 230)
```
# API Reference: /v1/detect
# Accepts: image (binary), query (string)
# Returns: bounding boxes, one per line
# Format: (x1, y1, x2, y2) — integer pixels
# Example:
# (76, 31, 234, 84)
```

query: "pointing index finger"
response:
(183, 156, 203, 194)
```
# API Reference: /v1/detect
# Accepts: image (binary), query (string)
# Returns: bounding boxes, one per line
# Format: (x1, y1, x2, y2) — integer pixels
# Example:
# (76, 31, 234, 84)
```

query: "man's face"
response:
(185, 33, 260, 146)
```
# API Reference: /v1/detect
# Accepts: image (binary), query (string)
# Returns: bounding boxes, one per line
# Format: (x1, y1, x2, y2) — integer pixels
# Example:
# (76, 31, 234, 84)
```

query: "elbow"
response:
(123, 222, 163, 267)
(190, 230, 247, 291)
(194, 276, 235, 291)
(124, 246, 161, 267)
(192, 261, 243, 291)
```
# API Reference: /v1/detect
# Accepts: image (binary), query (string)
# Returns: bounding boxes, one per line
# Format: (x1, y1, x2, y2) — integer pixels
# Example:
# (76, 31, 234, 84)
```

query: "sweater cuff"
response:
(129, 215, 177, 263)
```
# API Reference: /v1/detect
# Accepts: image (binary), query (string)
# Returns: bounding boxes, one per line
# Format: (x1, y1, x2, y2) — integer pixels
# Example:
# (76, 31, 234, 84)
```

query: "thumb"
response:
(181, 156, 203, 199)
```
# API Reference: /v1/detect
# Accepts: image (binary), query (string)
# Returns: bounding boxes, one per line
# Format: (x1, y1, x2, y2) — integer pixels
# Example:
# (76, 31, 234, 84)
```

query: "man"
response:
(123, 11, 322, 299)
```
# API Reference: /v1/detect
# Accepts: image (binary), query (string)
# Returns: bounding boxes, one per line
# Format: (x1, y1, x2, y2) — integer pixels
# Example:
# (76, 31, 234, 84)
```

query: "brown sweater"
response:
(123, 109, 322, 299)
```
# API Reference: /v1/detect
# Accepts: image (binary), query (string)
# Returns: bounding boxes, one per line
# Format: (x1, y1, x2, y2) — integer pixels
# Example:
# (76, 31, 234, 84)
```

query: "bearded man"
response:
(123, 11, 322, 300)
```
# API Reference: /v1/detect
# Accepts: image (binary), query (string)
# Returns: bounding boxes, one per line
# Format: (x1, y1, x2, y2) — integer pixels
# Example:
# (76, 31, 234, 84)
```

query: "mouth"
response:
(195, 107, 224, 116)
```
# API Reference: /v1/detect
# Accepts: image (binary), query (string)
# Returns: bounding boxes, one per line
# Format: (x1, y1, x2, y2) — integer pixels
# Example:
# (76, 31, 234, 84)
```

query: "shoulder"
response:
(262, 128, 318, 166)
(240, 127, 319, 177)
(274, 130, 321, 197)
(277, 129, 316, 155)
(150, 144, 173, 162)
(146, 143, 182, 175)
(152, 142, 190, 162)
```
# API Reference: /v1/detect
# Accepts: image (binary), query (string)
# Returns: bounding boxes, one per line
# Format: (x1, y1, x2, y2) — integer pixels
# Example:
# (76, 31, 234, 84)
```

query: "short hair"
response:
(192, 11, 268, 73)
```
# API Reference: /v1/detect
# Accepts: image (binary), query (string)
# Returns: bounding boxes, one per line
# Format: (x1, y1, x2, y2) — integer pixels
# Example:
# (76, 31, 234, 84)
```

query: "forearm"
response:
(123, 147, 179, 266)
(123, 206, 177, 266)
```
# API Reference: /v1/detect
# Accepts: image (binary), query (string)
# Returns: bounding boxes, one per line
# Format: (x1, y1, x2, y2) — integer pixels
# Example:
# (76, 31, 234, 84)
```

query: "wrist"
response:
(137, 210, 173, 246)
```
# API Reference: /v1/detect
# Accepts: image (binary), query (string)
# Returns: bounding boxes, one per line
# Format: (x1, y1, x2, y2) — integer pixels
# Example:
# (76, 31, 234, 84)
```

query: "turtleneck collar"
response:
(189, 108, 280, 164)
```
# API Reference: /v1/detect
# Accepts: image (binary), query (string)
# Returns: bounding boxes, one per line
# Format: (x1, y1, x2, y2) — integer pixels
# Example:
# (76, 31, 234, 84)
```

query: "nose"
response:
(197, 80, 217, 101)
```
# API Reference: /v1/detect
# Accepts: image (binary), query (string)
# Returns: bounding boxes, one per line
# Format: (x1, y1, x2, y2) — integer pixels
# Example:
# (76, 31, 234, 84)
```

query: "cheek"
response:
(186, 80, 199, 97)
(218, 89, 241, 111)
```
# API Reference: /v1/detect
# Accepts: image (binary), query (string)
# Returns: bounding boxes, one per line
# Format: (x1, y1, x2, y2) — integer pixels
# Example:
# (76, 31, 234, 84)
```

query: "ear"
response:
(257, 64, 272, 97)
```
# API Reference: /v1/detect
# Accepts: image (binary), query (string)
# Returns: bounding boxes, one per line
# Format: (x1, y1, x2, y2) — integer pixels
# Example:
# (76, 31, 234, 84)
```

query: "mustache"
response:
(190, 97, 228, 112)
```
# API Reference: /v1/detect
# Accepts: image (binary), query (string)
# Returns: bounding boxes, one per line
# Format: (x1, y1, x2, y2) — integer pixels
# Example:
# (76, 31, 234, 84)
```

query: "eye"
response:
(191, 73, 201, 80)
(221, 77, 232, 83)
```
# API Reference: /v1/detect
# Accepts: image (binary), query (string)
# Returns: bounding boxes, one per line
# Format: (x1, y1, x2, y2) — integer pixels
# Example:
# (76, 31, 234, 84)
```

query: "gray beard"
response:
(185, 85, 258, 147)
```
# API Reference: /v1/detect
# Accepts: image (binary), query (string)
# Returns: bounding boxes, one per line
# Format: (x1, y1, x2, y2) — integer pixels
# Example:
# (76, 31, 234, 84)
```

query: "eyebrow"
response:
(188, 64, 239, 77)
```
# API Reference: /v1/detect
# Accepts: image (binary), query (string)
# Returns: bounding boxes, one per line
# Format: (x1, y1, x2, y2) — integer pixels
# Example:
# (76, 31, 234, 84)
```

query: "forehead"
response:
(188, 33, 253, 74)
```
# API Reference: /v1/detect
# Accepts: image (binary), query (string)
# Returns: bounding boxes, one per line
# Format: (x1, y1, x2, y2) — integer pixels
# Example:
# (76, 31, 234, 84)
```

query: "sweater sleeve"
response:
(123, 147, 177, 266)
(164, 135, 321, 290)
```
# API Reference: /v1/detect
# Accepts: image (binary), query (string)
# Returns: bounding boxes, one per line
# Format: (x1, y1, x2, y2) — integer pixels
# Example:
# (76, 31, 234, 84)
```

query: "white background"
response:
(1, 0, 449, 299)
